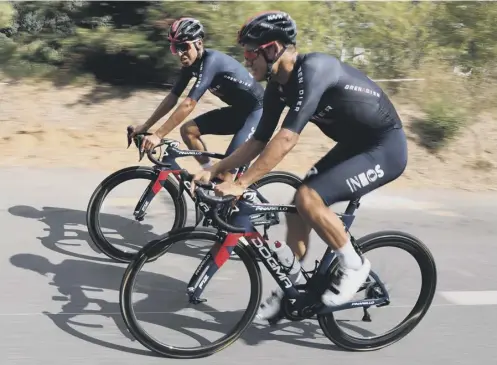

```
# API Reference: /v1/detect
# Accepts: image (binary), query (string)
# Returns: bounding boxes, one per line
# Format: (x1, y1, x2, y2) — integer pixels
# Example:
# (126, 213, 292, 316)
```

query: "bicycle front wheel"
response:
(86, 166, 188, 263)
(119, 227, 262, 358)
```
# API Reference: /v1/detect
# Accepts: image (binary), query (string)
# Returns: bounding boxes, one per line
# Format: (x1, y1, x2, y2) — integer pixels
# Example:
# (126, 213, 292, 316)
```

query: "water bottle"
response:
(268, 240, 302, 284)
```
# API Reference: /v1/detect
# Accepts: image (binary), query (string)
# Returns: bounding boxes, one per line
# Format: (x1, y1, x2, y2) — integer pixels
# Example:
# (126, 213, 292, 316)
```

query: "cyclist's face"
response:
(242, 45, 265, 81)
(243, 42, 277, 81)
(171, 40, 199, 66)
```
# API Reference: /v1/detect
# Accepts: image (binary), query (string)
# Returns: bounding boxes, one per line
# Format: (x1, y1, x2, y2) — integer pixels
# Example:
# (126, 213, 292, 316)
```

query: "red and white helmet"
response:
(168, 17, 205, 43)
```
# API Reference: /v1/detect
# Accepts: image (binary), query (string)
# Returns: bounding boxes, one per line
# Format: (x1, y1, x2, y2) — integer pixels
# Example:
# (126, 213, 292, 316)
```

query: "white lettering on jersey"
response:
(344, 84, 380, 98)
(294, 66, 304, 112)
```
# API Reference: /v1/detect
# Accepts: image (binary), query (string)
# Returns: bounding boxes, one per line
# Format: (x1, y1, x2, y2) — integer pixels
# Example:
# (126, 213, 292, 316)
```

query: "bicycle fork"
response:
(132, 168, 180, 221)
(185, 231, 302, 306)
(186, 232, 243, 304)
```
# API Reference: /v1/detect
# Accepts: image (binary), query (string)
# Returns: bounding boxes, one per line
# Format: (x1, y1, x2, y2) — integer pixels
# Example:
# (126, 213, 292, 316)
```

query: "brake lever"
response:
(126, 125, 133, 148)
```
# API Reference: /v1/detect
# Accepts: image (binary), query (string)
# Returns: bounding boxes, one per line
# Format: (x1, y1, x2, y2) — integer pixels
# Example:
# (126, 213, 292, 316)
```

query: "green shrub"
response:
(414, 98, 468, 152)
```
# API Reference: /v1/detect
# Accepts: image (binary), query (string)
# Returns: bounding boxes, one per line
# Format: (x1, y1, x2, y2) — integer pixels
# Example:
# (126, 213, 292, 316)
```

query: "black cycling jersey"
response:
(171, 48, 265, 110)
(253, 52, 403, 143)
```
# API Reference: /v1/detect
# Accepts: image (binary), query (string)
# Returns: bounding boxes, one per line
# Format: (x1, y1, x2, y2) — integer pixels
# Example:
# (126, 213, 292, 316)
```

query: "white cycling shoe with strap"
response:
(256, 258, 371, 322)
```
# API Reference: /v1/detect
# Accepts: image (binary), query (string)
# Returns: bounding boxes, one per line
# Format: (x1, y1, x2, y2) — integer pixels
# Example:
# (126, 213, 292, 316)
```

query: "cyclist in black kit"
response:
(192, 11, 408, 322)
(134, 17, 265, 179)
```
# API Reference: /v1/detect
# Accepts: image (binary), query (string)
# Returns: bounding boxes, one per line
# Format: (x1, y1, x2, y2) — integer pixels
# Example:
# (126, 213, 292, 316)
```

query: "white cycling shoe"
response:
(322, 257, 371, 307)
(256, 288, 284, 321)
(256, 258, 371, 322)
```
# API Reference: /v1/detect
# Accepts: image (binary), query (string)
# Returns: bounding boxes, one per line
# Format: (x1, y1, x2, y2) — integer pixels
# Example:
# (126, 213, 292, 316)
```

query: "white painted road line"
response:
(440, 291, 497, 305)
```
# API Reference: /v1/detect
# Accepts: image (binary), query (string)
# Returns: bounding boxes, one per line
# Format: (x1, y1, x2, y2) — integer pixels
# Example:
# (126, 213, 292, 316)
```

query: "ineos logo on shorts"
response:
(346, 164, 384, 192)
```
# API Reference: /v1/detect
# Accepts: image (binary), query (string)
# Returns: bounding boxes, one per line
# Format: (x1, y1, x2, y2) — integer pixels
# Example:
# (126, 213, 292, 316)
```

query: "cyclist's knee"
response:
(180, 120, 200, 141)
(294, 185, 325, 214)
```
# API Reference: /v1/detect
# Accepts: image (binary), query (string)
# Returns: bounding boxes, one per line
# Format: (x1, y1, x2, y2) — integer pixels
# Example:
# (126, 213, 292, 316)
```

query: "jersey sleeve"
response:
(280, 56, 340, 135)
(186, 54, 218, 101)
(170, 67, 192, 97)
(253, 82, 286, 142)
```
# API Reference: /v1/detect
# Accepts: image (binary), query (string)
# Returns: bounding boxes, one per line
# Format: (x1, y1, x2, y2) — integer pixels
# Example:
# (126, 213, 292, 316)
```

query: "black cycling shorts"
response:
(302, 126, 408, 206)
(194, 106, 262, 156)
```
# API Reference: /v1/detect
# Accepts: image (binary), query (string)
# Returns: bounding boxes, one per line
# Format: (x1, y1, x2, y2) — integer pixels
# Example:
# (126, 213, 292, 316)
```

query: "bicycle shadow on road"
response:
(7, 205, 200, 263)
(7, 205, 256, 264)
(9, 252, 376, 356)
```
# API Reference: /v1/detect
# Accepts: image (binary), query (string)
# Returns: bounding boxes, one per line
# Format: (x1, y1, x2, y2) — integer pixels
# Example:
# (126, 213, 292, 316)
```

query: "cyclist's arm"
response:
(143, 93, 179, 129)
(210, 137, 266, 176)
(155, 56, 218, 138)
(144, 69, 190, 130)
(154, 97, 197, 138)
(236, 59, 334, 188)
(211, 82, 286, 176)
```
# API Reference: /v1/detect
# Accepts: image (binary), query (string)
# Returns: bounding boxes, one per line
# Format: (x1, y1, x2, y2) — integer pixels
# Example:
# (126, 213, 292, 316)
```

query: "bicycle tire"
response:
(249, 170, 302, 192)
(119, 226, 262, 358)
(86, 166, 188, 263)
(318, 230, 437, 351)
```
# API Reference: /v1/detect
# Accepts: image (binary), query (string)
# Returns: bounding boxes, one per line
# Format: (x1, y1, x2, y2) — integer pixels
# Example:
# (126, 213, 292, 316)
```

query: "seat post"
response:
(344, 198, 361, 215)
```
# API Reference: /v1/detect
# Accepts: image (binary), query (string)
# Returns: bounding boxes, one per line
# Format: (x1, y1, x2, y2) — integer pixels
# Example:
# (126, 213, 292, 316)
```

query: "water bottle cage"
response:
(276, 253, 297, 275)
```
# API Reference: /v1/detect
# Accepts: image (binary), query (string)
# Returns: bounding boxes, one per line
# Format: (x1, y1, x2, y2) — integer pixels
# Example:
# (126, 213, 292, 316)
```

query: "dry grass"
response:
(1, 74, 496, 191)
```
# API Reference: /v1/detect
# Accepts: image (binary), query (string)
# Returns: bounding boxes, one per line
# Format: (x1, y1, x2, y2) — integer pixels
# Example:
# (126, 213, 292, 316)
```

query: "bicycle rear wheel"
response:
(318, 230, 437, 351)
(119, 227, 262, 358)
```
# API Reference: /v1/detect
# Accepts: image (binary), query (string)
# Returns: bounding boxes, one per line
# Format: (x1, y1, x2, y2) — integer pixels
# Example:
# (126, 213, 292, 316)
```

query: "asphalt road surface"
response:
(1, 165, 496, 365)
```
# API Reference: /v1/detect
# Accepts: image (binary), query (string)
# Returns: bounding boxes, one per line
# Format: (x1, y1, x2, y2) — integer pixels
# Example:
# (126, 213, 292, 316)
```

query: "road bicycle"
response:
(119, 171, 438, 358)
(86, 127, 302, 263)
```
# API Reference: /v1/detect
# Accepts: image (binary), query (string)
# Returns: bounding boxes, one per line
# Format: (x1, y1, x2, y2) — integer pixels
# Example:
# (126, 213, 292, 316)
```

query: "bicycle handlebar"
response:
(178, 171, 247, 233)
(125, 127, 252, 233)
(126, 125, 175, 167)
(126, 126, 225, 168)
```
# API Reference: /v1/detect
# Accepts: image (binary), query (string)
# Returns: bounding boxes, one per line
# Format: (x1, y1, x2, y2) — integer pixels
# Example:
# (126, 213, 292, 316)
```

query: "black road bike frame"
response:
(126, 127, 284, 231)
(179, 172, 391, 320)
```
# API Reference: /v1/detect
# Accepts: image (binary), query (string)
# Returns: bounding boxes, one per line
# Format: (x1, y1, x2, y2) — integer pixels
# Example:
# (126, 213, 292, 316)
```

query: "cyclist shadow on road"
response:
(9, 253, 376, 356)
(7, 205, 216, 263)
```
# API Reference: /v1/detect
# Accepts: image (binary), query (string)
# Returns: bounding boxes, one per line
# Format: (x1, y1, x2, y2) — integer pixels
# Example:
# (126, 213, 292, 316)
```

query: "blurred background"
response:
(2, 3, 497, 362)
(1, 1, 496, 190)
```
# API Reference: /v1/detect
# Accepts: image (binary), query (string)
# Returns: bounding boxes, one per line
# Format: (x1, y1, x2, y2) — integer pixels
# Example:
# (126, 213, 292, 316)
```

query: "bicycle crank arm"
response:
(316, 297, 390, 315)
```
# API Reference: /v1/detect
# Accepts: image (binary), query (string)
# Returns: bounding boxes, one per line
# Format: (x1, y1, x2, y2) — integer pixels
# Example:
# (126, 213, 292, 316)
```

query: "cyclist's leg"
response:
(284, 142, 363, 261)
(257, 142, 364, 320)
(180, 107, 236, 167)
(218, 107, 263, 234)
(298, 126, 408, 306)
(257, 126, 408, 320)
(222, 106, 262, 181)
